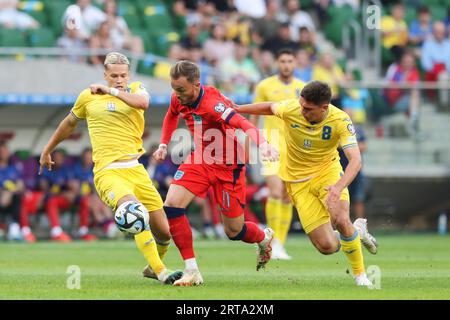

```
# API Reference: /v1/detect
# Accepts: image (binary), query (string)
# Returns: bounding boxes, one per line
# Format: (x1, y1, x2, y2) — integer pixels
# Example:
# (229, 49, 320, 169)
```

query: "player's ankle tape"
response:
(163, 206, 186, 219)
(228, 224, 247, 241)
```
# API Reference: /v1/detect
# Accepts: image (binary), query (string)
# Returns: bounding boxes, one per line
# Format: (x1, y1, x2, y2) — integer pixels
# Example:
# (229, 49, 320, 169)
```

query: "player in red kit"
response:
(145, 61, 278, 286)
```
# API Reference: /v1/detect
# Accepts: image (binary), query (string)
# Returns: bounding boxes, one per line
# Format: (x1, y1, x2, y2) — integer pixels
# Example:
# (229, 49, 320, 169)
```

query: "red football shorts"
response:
(171, 163, 246, 218)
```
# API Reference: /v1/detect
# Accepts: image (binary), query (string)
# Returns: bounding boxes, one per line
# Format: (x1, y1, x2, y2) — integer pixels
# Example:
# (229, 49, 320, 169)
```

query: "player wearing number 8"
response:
(234, 81, 378, 286)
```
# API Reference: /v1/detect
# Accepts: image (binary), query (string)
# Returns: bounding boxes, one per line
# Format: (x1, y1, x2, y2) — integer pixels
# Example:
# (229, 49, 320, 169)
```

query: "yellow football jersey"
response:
(71, 81, 148, 173)
(273, 99, 358, 181)
(253, 75, 305, 134)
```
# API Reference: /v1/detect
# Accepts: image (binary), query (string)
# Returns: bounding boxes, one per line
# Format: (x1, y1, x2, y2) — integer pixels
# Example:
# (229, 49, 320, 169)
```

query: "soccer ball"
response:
(114, 201, 149, 234)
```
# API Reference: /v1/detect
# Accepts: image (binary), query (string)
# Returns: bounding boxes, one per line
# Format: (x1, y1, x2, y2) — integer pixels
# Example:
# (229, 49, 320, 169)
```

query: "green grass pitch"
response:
(0, 234, 449, 300)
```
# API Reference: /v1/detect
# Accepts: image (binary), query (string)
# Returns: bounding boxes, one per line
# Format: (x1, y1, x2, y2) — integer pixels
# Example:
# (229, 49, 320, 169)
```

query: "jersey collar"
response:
(189, 86, 204, 109)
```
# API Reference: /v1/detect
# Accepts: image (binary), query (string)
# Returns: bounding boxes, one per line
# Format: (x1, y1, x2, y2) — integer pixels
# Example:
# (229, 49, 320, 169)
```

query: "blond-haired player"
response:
(250, 48, 305, 260)
(235, 81, 378, 286)
(39, 52, 182, 285)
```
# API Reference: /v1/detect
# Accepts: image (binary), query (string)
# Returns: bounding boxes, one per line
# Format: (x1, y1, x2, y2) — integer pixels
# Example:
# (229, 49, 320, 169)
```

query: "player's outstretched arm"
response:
(90, 84, 150, 110)
(39, 113, 79, 174)
(153, 107, 180, 162)
(234, 102, 276, 115)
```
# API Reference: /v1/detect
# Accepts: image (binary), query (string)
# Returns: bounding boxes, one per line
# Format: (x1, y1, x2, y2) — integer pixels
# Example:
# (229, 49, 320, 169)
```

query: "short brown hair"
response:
(301, 81, 332, 105)
(170, 60, 200, 83)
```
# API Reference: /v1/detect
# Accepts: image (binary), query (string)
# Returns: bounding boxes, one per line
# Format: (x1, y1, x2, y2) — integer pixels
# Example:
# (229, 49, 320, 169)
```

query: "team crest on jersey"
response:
(347, 124, 356, 135)
(303, 139, 312, 148)
(107, 102, 116, 112)
(214, 102, 226, 113)
(174, 170, 184, 180)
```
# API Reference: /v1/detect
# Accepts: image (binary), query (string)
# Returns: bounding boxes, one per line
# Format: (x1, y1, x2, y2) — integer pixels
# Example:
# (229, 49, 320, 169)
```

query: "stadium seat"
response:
(47, 0, 71, 37)
(430, 5, 447, 21)
(118, 2, 143, 29)
(129, 28, 156, 53)
(323, 5, 356, 47)
(0, 28, 27, 47)
(150, 30, 180, 56)
(138, 1, 174, 32)
(27, 27, 56, 47)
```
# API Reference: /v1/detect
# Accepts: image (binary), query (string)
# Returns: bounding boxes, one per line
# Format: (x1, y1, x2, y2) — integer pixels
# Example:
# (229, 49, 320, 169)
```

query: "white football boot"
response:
(354, 273, 373, 287)
(353, 218, 378, 254)
(174, 269, 204, 286)
(271, 238, 292, 260)
(256, 228, 274, 271)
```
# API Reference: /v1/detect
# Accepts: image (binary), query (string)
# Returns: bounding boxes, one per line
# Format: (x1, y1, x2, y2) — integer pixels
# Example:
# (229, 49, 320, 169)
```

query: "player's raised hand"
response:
(38, 152, 54, 175)
(90, 84, 110, 95)
(153, 144, 168, 162)
(324, 184, 343, 211)
(259, 141, 279, 162)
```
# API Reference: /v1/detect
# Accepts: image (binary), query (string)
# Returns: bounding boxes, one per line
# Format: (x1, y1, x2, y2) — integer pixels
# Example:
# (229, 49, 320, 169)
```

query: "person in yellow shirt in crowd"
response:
(381, 2, 409, 62)
(312, 51, 345, 106)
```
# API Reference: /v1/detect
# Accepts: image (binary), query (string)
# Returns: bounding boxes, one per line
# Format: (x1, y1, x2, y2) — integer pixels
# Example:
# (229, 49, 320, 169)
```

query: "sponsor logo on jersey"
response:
(214, 102, 226, 113)
(291, 123, 301, 129)
(107, 102, 116, 112)
(174, 170, 184, 180)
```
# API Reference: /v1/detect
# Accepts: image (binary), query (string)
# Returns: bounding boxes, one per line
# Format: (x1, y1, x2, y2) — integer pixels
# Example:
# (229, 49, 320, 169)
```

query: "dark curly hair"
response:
(300, 81, 332, 106)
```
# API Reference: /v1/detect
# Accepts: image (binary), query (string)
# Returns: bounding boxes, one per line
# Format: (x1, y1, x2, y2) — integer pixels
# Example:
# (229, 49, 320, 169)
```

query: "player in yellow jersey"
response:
(235, 81, 378, 286)
(250, 48, 305, 260)
(38, 52, 182, 285)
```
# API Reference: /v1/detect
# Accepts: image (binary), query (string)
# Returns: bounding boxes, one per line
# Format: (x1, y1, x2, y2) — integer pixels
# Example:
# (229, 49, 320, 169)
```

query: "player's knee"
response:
(225, 224, 245, 240)
(315, 240, 338, 255)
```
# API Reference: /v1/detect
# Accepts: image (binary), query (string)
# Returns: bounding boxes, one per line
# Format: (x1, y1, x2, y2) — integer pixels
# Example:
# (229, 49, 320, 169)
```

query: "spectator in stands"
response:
(421, 21, 450, 84)
(154, 43, 189, 80)
(293, 49, 313, 82)
(179, 14, 203, 49)
(408, 6, 433, 49)
(251, 0, 281, 45)
(0, 0, 39, 30)
(151, 155, 179, 202)
(103, 0, 144, 55)
(261, 22, 300, 55)
(339, 122, 368, 220)
(89, 20, 114, 66)
(280, 0, 316, 42)
(224, 9, 252, 46)
(444, 7, 450, 32)
(381, 1, 409, 62)
(188, 44, 216, 86)
(256, 50, 276, 78)
(62, 0, 106, 40)
(312, 0, 331, 29)
(57, 25, 88, 63)
(312, 51, 345, 106)
(39, 149, 96, 242)
(74, 148, 115, 239)
(342, 70, 369, 124)
(220, 37, 260, 96)
(384, 50, 420, 115)
(0, 141, 23, 241)
(203, 22, 235, 66)
(298, 26, 317, 59)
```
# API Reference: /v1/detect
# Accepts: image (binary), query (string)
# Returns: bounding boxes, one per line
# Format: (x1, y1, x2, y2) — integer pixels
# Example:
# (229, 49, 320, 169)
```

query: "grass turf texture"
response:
(0, 234, 449, 300)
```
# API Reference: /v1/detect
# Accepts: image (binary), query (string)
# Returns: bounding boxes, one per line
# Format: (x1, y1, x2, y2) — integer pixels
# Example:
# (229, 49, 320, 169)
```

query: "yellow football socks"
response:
(134, 230, 165, 275)
(340, 230, 365, 276)
(155, 238, 170, 260)
(265, 197, 282, 238)
(278, 202, 293, 245)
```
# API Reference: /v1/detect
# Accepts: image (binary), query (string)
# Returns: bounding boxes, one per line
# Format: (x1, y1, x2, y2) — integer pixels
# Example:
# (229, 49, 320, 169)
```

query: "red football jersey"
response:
(167, 86, 246, 169)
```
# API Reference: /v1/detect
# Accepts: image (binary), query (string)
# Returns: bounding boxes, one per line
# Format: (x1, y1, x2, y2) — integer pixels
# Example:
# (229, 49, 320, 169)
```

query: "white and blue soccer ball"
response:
(114, 201, 149, 234)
